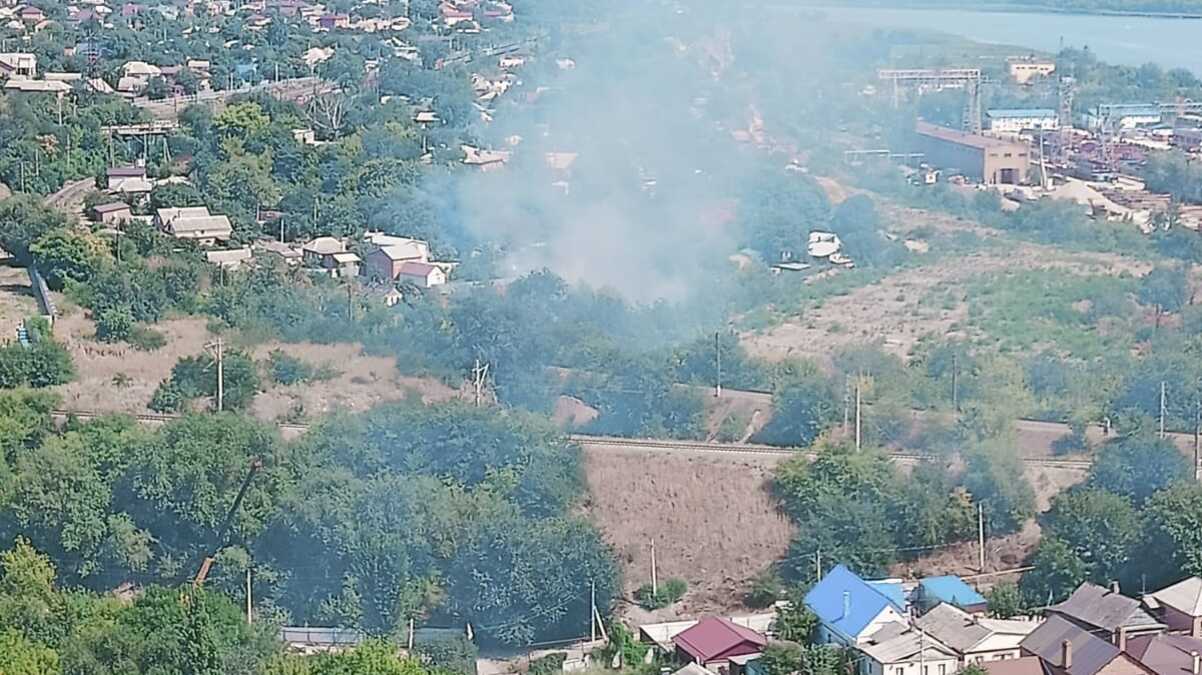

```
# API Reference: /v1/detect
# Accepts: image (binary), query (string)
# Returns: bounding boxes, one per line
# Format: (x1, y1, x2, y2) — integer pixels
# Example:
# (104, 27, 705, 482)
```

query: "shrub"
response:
(745, 569, 784, 609)
(267, 350, 314, 385)
(95, 307, 134, 343)
(634, 577, 687, 609)
(128, 326, 167, 351)
(0, 323, 74, 389)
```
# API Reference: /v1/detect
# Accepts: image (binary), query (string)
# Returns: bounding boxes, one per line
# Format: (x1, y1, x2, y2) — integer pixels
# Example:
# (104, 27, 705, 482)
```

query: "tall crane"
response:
(193, 457, 263, 588)
(878, 68, 984, 134)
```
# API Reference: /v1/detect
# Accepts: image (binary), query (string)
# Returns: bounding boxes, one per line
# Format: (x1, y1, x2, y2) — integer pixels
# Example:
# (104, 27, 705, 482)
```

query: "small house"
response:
(155, 206, 232, 246)
(804, 565, 908, 647)
(205, 248, 253, 270)
(672, 617, 767, 671)
(302, 236, 345, 265)
(106, 165, 151, 193)
(397, 261, 446, 288)
(915, 603, 1040, 665)
(0, 52, 36, 77)
(1143, 578, 1202, 637)
(93, 202, 132, 224)
(363, 239, 430, 281)
(915, 576, 988, 615)
(1022, 615, 1155, 675)
(1049, 583, 1166, 647)
(859, 626, 960, 675)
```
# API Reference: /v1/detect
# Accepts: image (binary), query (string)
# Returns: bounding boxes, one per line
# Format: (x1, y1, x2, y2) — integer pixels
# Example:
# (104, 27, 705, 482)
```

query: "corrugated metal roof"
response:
(916, 121, 1026, 150)
(987, 108, 1057, 119)
(673, 616, 766, 662)
(920, 576, 987, 608)
(1148, 577, 1202, 617)
(805, 564, 904, 639)
(1050, 583, 1165, 632)
(914, 604, 990, 652)
(1126, 633, 1202, 675)
(1021, 615, 1119, 675)
(860, 630, 958, 664)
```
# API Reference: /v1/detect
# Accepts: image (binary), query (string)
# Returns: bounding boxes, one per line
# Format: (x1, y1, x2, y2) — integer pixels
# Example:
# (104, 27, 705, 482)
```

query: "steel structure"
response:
(879, 68, 984, 134)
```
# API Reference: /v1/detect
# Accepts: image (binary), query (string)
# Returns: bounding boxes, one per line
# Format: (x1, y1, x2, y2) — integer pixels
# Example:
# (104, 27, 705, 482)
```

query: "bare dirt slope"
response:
(579, 444, 794, 615)
(51, 310, 459, 418)
(0, 264, 38, 344)
(742, 228, 1152, 363)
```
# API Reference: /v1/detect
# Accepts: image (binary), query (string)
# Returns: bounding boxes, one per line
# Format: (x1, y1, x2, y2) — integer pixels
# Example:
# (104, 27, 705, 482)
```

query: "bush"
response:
(745, 569, 784, 609)
(267, 350, 315, 385)
(95, 307, 134, 343)
(0, 324, 74, 389)
(634, 577, 687, 609)
(128, 326, 167, 351)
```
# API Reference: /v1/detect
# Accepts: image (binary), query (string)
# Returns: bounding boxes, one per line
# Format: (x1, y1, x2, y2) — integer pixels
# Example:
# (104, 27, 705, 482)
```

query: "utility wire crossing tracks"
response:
(48, 409, 1093, 469)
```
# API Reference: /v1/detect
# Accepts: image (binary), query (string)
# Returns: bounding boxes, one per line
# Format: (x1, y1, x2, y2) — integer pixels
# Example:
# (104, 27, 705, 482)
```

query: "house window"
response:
(924, 667, 929, 675)
(939, 665, 947, 675)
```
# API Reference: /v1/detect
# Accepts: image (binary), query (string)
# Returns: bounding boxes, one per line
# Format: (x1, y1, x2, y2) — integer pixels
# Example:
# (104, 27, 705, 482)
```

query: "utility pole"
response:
(472, 359, 489, 407)
(714, 331, 722, 398)
(246, 567, 253, 625)
(407, 617, 415, 650)
(650, 539, 658, 596)
(214, 336, 224, 412)
(1161, 381, 1168, 439)
(590, 581, 597, 642)
(854, 377, 862, 451)
(952, 353, 959, 412)
(1195, 391, 1201, 482)
(842, 375, 850, 434)
(346, 282, 354, 321)
(977, 502, 986, 573)
(815, 548, 822, 581)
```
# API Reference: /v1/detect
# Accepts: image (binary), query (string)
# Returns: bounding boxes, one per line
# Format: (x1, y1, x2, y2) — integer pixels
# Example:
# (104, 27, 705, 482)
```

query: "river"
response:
(812, 5, 1202, 73)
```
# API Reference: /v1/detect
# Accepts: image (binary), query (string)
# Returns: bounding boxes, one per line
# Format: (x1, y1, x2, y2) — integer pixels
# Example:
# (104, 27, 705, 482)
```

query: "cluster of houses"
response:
(642, 568, 1202, 675)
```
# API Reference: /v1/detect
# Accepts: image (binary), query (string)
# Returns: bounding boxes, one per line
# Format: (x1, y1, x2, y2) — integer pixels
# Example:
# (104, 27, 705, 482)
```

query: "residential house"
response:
(859, 625, 960, 675)
(93, 202, 132, 224)
(981, 657, 1047, 675)
(914, 603, 1040, 665)
(17, 5, 46, 23)
(1125, 634, 1202, 675)
(363, 238, 431, 281)
(1048, 583, 1167, 647)
(640, 612, 778, 653)
(396, 261, 446, 288)
(1022, 615, 1154, 675)
(106, 165, 152, 194)
(205, 248, 253, 270)
(914, 577, 989, 615)
(0, 52, 36, 77)
(805, 565, 909, 647)
(253, 239, 303, 266)
(316, 13, 348, 29)
(672, 617, 767, 671)
(1144, 578, 1202, 637)
(3, 79, 71, 95)
(302, 237, 360, 277)
(155, 206, 233, 246)
(674, 664, 719, 675)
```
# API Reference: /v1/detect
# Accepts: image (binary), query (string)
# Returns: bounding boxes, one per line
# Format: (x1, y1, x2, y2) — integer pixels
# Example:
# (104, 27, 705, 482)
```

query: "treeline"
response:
(773, 440, 1035, 581)
(0, 537, 452, 674)
(0, 391, 617, 647)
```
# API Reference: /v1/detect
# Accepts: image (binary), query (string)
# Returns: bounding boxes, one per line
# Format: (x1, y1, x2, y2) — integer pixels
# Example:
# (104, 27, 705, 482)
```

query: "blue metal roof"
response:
(868, 580, 907, 609)
(986, 108, 1057, 119)
(919, 575, 986, 608)
(805, 565, 903, 639)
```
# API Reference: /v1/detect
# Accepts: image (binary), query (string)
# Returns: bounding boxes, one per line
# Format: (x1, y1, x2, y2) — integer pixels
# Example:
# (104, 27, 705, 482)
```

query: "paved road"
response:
(133, 77, 336, 120)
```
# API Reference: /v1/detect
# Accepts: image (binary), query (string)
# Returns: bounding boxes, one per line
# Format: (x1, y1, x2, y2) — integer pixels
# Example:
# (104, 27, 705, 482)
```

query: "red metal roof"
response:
(672, 617, 767, 663)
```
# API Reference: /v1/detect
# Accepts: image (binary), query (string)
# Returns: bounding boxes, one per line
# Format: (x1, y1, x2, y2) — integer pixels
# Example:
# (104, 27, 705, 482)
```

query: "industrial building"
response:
(916, 122, 1030, 185)
(986, 108, 1059, 135)
(1007, 57, 1056, 84)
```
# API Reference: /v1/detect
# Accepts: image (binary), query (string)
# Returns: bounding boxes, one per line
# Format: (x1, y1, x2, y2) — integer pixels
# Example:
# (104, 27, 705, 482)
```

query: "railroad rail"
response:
(48, 409, 1094, 469)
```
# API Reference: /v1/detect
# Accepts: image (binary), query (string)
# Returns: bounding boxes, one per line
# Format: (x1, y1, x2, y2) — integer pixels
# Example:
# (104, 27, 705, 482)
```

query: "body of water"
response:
(814, 5, 1202, 73)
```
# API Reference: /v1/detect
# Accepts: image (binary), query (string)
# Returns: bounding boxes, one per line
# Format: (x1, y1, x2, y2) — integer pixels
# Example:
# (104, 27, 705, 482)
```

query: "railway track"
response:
(49, 409, 1094, 469)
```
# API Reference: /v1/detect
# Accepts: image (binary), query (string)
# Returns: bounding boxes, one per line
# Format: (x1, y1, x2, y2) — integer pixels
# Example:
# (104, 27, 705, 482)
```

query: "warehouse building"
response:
(915, 122, 1030, 185)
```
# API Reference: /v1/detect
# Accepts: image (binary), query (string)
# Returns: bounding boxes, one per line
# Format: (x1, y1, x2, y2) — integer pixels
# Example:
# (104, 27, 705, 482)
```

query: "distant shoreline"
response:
(799, 2, 1202, 20)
